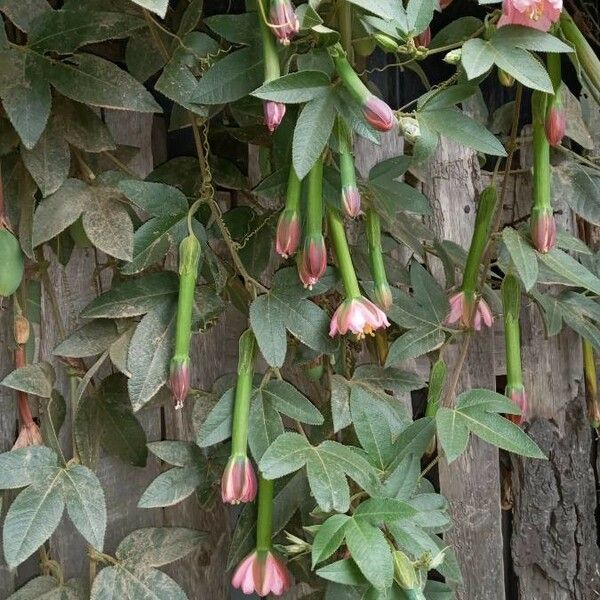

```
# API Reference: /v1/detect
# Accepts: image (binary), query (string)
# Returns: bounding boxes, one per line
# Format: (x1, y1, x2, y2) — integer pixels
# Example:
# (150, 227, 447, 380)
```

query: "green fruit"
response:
(353, 38, 376, 57)
(68, 217, 92, 248)
(0, 228, 24, 296)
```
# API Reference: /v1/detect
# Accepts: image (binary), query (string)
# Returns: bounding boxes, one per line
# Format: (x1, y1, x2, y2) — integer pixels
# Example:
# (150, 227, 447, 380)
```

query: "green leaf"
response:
(385, 325, 445, 366)
(0, 50, 51, 149)
(147, 440, 199, 467)
(46, 53, 161, 112)
(406, 0, 435, 34)
(259, 432, 311, 479)
(1, 361, 55, 398)
(54, 320, 120, 358)
(317, 559, 368, 586)
(82, 272, 179, 318)
(353, 497, 417, 524)
(0, 0, 51, 32)
(116, 527, 206, 567)
(249, 293, 287, 368)
(493, 25, 573, 53)
(118, 180, 189, 217)
(127, 300, 176, 411)
(138, 465, 202, 508)
(262, 380, 324, 425)
(502, 227, 538, 291)
(410, 261, 449, 322)
(292, 91, 336, 179)
(390, 417, 436, 467)
(203, 12, 260, 46)
(555, 163, 600, 226)
(0, 447, 57, 489)
(248, 391, 284, 463)
(346, 0, 401, 20)
(29, 10, 145, 53)
(418, 108, 506, 156)
(196, 387, 234, 447)
(312, 514, 350, 567)
(456, 388, 520, 415)
(492, 45, 553, 93)
(62, 464, 106, 551)
(331, 374, 352, 433)
(252, 71, 331, 103)
(130, 0, 168, 18)
(305, 446, 351, 513)
(461, 38, 495, 79)
(436, 407, 470, 463)
(192, 47, 263, 105)
(539, 248, 600, 295)
(32, 178, 91, 245)
(344, 518, 394, 590)
(3, 468, 65, 568)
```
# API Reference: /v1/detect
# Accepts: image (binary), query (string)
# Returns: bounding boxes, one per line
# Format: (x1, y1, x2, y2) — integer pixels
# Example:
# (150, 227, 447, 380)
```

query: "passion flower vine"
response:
(221, 329, 258, 505)
(444, 186, 497, 330)
(502, 274, 528, 425)
(169, 232, 201, 409)
(232, 476, 292, 596)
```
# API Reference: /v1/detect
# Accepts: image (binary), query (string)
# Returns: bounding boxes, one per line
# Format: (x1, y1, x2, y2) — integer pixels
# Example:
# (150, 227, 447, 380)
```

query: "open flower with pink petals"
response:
(444, 291, 493, 330)
(498, 0, 562, 32)
(330, 296, 390, 338)
(232, 550, 292, 597)
(221, 454, 257, 505)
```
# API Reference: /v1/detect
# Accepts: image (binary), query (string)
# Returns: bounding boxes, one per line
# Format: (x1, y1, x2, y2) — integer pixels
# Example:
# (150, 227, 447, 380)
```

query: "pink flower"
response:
(530, 208, 556, 253)
(264, 101, 286, 133)
(362, 95, 396, 132)
(232, 550, 292, 597)
(12, 421, 43, 450)
(169, 357, 190, 410)
(341, 186, 361, 218)
(269, 0, 299, 46)
(329, 296, 390, 338)
(415, 27, 431, 48)
(507, 386, 529, 425)
(221, 455, 257, 504)
(444, 291, 493, 330)
(373, 282, 393, 311)
(545, 104, 565, 146)
(497, 0, 562, 32)
(275, 208, 301, 258)
(299, 235, 327, 288)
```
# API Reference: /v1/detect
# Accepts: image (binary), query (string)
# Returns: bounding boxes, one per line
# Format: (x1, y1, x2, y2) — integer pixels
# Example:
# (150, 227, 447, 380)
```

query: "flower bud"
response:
(269, 0, 299, 46)
(507, 385, 529, 426)
(373, 33, 399, 53)
(415, 27, 431, 48)
(399, 117, 421, 144)
(497, 68, 515, 87)
(300, 234, 327, 289)
(275, 208, 301, 258)
(169, 356, 190, 410)
(530, 206, 556, 253)
(393, 551, 419, 590)
(443, 48, 462, 65)
(545, 104, 565, 146)
(264, 100, 286, 133)
(221, 454, 257, 504)
(373, 281, 393, 310)
(341, 185, 361, 218)
(362, 95, 396, 132)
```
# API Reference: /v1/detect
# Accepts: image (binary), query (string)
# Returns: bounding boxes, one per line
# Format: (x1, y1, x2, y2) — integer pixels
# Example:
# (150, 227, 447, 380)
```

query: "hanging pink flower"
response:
(497, 0, 562, 32)
(530, 208, 556, 253)
(329, 296, 390, 338)
(545, 104, 566, 146)
(341, 185, 361, 218)
(444, 291, 493, 330)
(263, 101, 286, 133)
(232, 550, 292, 597)
(221, 454, 257, 505)
(362, 95, 396, 132)
(269, 0, 299, 46)
(299, 235, 327, 288)
(169, 357, 190, 410)
(275, 208, 301, 258)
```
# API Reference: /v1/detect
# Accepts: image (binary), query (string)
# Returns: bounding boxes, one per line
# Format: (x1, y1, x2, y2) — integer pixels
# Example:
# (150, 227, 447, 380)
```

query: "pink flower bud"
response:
(269, 0, 299, 46)
(169, 357, 190, 410)
(545, 104, 566, 146)
(415, 27, 431, 48)
(530, 208, 556, 253)
(329, 296, 390, 339)
(299, 235, 327, 289)
(263, 101, 286, 133)
(232, 550, 292, 597)
(341, 186, 361, 218)
(507, 386, 529, 426)
(275, 208, 301, 258)
(439, 0, 453, 8)
(373, 282, 393, 311)
(498, 0, 562, 32)
(444, 291, 493, 330)
(221, 454, 257, 505)
(362, 95, 396, 132)
(12, 421, 43, 450)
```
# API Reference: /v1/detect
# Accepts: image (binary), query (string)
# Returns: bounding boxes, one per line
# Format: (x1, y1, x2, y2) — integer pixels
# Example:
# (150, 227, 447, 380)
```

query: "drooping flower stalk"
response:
(545, 53, 565, 146)
(365, 208, 392, 310)
(328, 208, 389, 338)
(275, 168, 302, 258)
(502, 274, 528, 425)
(330, 45, 396, 132)
(444, 186, 497, 330)
(530, 91, 556, 253)
(221, 329, 258, 504)
(337, 118, 361, 218)
(258, 0, 286, 132)
(299, 157, 327, 288)
(232, 476, 292, 597)
(169, 233, 200, 409)
(583, 339, 600, 428)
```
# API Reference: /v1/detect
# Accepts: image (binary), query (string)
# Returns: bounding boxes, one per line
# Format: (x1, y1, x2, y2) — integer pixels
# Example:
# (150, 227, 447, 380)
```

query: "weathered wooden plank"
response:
(424, 137, 506, 600)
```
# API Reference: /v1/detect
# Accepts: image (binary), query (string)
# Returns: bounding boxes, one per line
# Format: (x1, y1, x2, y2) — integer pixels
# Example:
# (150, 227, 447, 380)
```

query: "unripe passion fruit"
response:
(0, 228, 24, 296)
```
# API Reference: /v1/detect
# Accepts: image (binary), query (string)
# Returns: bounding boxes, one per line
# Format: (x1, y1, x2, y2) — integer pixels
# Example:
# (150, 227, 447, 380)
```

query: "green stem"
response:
(365, 208, 387, 287)
(502, 274, 523, 387)
(231, 330, 257, 456)
(462, 186, 497, 294)
(531, 91, 551, 211)
(338, 118, 357, 189)
(331, 46, 369, 105)
(327, 208, 361, 298)
(546, 53, 562, 93)
(306, 157, 324, 235)
(338, 0, 354, 63)
(257, 0, 281, 82)
(560, 12, 600, 93)
(256, 475, 275, 552)
(285, 167, 301, 212)
(583, 339, 598, 402)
